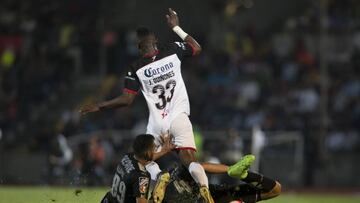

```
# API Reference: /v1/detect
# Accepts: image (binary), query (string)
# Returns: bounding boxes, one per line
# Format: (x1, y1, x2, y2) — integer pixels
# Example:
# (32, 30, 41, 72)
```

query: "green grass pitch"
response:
(0, 186, 359, 203)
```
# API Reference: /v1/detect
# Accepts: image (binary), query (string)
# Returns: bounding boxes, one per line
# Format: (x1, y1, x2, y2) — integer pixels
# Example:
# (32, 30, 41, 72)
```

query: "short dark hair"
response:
(136, 27, 155, 41)
(132, 134, 155, 159)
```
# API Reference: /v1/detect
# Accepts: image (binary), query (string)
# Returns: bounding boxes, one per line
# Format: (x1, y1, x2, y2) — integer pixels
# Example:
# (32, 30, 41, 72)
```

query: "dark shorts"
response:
(210, 184, 259, 203)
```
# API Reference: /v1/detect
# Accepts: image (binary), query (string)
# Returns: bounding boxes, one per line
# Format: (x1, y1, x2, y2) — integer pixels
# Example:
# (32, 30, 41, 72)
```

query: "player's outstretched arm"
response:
(166, 8, 202, 55)
(79, 92, 136, 115)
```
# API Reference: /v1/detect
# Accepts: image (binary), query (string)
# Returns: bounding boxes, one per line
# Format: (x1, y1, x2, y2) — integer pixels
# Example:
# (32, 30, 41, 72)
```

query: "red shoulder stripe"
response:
(123, 88, 138, 95)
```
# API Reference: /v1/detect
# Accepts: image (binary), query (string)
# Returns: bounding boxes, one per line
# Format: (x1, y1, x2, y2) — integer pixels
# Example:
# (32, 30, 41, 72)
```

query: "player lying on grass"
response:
(100, 134, 280, 203)
(80, 8, 253, 203)
(160, 163, 281, 203)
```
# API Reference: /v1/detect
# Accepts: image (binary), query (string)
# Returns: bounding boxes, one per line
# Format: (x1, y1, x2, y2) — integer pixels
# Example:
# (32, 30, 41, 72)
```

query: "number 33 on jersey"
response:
(123, 42, 193, 134)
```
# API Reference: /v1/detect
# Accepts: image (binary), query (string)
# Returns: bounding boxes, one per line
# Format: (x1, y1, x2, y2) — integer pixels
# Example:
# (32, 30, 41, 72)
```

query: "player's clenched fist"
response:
(166, 8, 179, 28)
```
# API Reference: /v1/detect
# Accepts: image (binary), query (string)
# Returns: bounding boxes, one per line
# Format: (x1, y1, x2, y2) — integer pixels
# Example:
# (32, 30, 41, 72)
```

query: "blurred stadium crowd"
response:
(0, 0, 359, 186)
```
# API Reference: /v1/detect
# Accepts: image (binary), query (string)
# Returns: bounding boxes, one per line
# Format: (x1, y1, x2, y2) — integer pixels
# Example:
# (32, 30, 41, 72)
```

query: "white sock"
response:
(188, 162, 209, 188)
(145, 161, 162, 181)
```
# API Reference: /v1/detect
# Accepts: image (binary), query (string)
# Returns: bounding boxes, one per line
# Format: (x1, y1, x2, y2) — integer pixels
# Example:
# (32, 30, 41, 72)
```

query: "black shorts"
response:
(210, 184, 259, 203)
(162, 183, 260, 203)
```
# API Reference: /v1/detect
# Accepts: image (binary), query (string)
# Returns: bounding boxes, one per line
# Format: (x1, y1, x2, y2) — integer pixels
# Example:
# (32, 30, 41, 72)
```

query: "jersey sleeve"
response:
(123, 66, 140, 95)
(171, 41, 195, 60)
(132, 173, 150, 199)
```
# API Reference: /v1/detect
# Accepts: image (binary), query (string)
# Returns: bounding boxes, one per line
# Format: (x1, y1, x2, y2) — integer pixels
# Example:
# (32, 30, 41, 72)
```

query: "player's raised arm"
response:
(166, 8, 202, 55)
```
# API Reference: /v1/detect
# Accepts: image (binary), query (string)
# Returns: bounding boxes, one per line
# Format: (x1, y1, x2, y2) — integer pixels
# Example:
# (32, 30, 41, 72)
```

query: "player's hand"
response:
(166, 8, 179, 28)
(78, 103, 100, 115)
(160, 133, 176, 152)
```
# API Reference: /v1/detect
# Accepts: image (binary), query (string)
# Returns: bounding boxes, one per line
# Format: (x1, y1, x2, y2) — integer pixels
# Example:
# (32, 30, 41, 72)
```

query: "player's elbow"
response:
(124, 96, 135, 106)
(193, 45, 202, 56)
(118, 93, 135, 107)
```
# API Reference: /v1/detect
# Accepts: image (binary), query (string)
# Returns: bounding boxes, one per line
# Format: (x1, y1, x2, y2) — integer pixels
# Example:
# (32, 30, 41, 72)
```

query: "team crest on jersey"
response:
(139, 177, 149, 194)
(175, 42, 186, 50)
(161, 109, 169, 119)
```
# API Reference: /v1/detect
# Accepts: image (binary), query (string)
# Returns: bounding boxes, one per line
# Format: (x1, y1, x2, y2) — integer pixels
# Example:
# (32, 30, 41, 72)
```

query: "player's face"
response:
(145, 142, 156, 161)
(138, 34, 157, 52)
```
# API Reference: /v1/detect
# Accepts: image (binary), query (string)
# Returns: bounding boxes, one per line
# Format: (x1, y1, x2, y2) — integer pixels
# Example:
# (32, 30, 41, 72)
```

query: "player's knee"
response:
(261, 181, 281, 200)
(269, 181, 281, 197)
(273, 181, 282, 196)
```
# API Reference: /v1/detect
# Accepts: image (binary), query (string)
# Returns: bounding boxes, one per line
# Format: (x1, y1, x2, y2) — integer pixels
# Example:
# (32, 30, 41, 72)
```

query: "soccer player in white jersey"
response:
(80, 8, 254, 203)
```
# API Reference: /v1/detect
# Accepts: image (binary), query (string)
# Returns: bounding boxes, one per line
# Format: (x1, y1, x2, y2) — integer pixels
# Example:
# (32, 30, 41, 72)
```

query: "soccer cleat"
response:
(152, 171, 171, 203)
(199, 186, 215, 203)
(227, 154, 255, 179)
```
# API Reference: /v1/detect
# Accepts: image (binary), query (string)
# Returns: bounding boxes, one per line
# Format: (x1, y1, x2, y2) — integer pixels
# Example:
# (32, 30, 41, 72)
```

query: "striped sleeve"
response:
(123, 67, 140, 94)
(172, 41, 195, 59)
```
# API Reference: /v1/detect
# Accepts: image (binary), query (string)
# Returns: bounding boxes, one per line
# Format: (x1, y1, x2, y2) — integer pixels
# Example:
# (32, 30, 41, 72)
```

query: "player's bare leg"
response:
(201, 162, 229, 173)
(201, 154, 255, 179)
(178, 149, 214, 203)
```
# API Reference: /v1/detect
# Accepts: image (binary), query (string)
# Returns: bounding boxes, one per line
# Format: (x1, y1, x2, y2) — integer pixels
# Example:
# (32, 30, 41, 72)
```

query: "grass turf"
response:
(0, 186, 359, 203)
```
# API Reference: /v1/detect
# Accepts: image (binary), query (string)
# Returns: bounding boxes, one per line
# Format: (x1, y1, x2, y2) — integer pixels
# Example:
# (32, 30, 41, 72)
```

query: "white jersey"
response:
(123, 42, 195, 136)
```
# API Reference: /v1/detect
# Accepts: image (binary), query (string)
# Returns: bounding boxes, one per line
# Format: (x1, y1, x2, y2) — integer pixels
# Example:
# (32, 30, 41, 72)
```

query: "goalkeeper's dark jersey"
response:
(101, 153, 150, 203)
